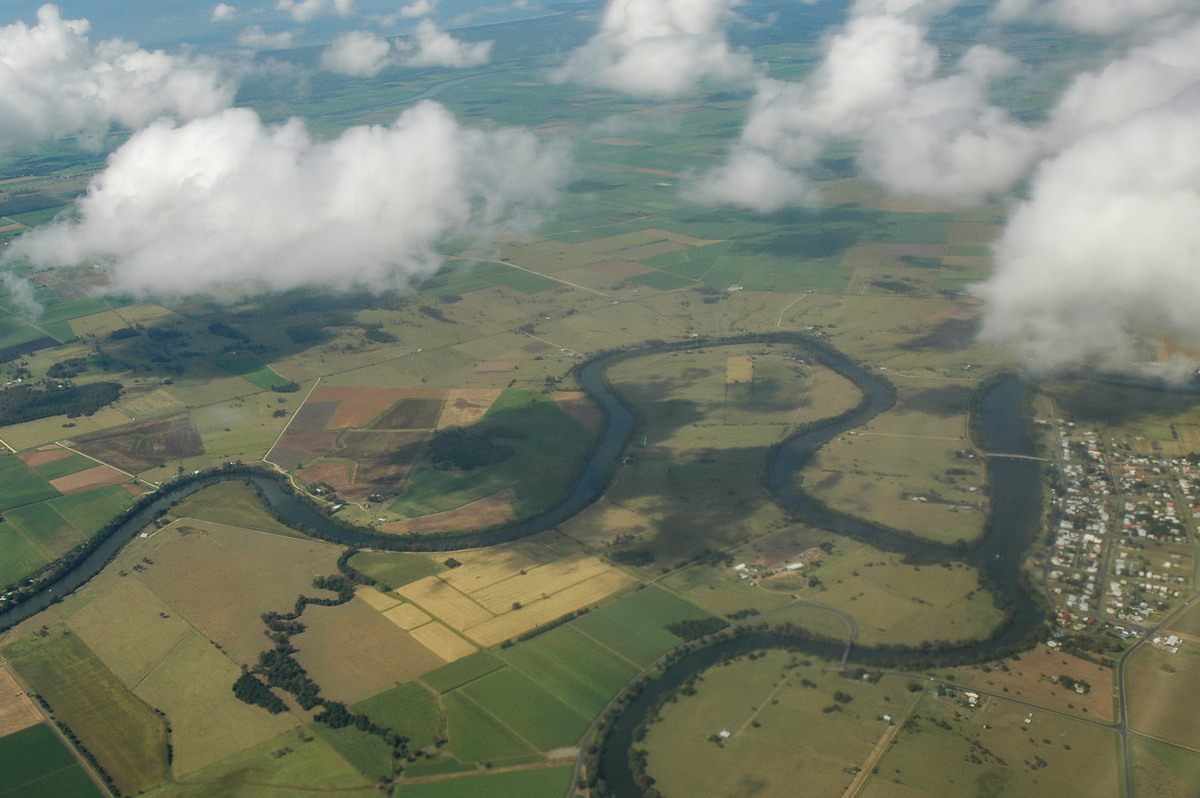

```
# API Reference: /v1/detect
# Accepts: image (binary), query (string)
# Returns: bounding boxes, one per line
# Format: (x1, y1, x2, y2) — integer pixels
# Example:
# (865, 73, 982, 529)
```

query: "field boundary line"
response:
(263, 377, 321, 473)
(53, 440, 155, 489)
(453, 689, 542, 754)
(448, 256, 610, 298)
(568, 625, 643, 671)
(840, 689, 921, 798)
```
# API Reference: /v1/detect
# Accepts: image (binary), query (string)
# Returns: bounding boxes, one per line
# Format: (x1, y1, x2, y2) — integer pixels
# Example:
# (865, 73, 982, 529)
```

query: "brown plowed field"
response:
(287, 400, 338, 432)
(373, 398, 444, 430)
(298, 460, 354, 494)
(18, 447, 72, 467)
(381, 490, 515, 535)
(309, 387, 444, 429)
(269, 429, 341, 470)
(50, 464, 128, 494)
(0, 664, 41, 737)
(70, 414, 205, 473)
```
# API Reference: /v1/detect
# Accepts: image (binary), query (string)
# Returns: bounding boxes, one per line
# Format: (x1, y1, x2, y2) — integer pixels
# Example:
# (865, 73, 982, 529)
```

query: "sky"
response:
(2, 0, 1199, 374)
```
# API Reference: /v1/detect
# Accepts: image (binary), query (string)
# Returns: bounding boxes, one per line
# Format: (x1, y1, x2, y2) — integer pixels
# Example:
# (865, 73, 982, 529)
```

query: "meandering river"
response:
(0, 333, 1048, 797)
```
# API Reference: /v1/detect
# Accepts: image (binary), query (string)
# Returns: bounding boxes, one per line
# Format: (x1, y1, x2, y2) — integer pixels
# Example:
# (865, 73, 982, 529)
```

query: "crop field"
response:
(0, 453, 59, 511)
(3, 501, 84, 560)
(498, 625, 638, 717)
(0, 723, 104, 798)
(212, 356, 293, 390)
(296, 597, 449, 704)
(353, 681, 441, 751)
(0, 523, 48, 588)
(49, 464, 127, 493)
(68, 413, 205, 473)
(440, 690, 536, 762)
(0, 663, 41, 736)
(460, 667, 590, 750)
(47, 485, 134, 535)
(420, 650, 505, 694)
(4, 629, 168, 796)
(437, 388, 502, 429)
(347, 550, 443, 590)
(23, 448, 90, 478)
(571, 585, 712, 665)
(862, 688, 1121, 798)
(380, 489, 517, 535)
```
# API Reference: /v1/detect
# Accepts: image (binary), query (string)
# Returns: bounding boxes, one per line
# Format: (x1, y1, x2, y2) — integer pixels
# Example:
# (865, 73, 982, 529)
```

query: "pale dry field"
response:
(382, 602, 432, 630)
(0, 663, 41, 736)
(407, 621, 477, 662)
(437, 388, 503, 429)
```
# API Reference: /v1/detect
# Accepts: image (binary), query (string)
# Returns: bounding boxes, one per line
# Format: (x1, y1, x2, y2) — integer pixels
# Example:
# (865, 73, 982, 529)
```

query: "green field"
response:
(440, 691, 535, 763)
(572, 586, 712, 665)
(395, 764, 573, 798)
(30, 453, 97, 480)
(213, 357, 294, 390)
(3, 501, 83, 559)
(46, 485, 133, 536)
(0, 723, 105, 798)
(309, 724, 392, 781)
(353, 682, 441, 751)
(421, 650, 505, 693)
(0, 522, 49, 587)
(461, 667, 590, 750)
(348, 550, 444, 589)
(167, 481, 307, 538)
(5, 630, 168, 796)
(498, 625, 638, 718)
(0, 454, 60, 512)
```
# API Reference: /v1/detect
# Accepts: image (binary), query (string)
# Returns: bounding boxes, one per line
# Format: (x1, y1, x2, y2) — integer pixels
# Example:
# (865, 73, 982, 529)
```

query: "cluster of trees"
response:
(0, 381, 122, 425)
(46, 357, 89, 379)
(664, 617, 727, 641)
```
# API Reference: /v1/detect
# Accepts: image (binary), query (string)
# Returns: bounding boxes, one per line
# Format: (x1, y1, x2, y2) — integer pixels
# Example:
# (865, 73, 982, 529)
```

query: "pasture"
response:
(1131, 738, 1200, 798)
(764, 541, 1004, 647)
(863, 689, 1121, 798)
(347, 550, 443, 589)
(0, 723, 104, 798)
(4, 628, 168, 796)
(803, 377, 986, 546)
(1126, 641, 1200, 748)
(643, 650, 914, 798)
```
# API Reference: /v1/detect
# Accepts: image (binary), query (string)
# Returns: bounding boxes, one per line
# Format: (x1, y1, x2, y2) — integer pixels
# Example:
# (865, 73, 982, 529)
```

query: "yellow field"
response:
(0, 663, 40, 737)
(398, 576, 494, 629)
(408, 621, 477, 662)
(726, 356, 753, 384)
(468, 556, 615, 614)
(5, 407, 133, 450)
(462, 569, 633, 647)
(438, 547, 546, 593)
(382, 602, 432, 630)
(355, 586, 401, 611)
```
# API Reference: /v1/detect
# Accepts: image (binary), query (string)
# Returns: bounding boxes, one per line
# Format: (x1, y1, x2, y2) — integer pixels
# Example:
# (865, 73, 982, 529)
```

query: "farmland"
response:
(0, 5, 1182, 796)
(0, 723, 105, 798)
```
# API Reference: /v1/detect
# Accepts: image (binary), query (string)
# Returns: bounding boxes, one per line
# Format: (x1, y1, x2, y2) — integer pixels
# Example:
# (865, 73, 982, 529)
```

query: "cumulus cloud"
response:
(991, 0, 1198, 34)
(3, 102, 569, 298)
(211, 3, 237, 22)
(0, 4, 237, 149)
(322, 30, 394, 76)
(554, 0, 756, 98)
(397, 20, 491, 68)
(400, 0, 436, 18)
(977, 22, 1200, 371)
(237, 25, 295, 50)
(694, 10, 1036, 210)
(276, 0, 354, 23)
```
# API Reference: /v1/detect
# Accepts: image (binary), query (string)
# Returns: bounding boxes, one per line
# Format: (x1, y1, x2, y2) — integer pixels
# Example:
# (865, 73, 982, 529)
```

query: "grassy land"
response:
(167, 481, 307, 538)
(0, 723, 104, 798)
(349, 550, 445, 589)
(1126, 641, 1200, 748)
(393, 764, 574, 798)
(353, 682, 442, 752)
(4, 629, 168, 796)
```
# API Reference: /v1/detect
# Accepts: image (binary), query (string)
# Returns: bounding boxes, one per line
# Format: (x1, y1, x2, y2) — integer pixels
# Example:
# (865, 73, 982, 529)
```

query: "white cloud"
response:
(687, 148, 818, 212)
(400, 0, 436, 18)
(237, 25, 295, 50)
(322, 30, 395, 76)
(0, 4, 237, 149)
(397, 20, 491, 68)
(4, 102, 569, 298)
(554, 0, 756, 98)
(693, 11, 1035, 210)
(211, 3, 237, 22)
(977, 21, 1200, 371)
(276, 0, 355, 23)
(991, 0, 1198, 34)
